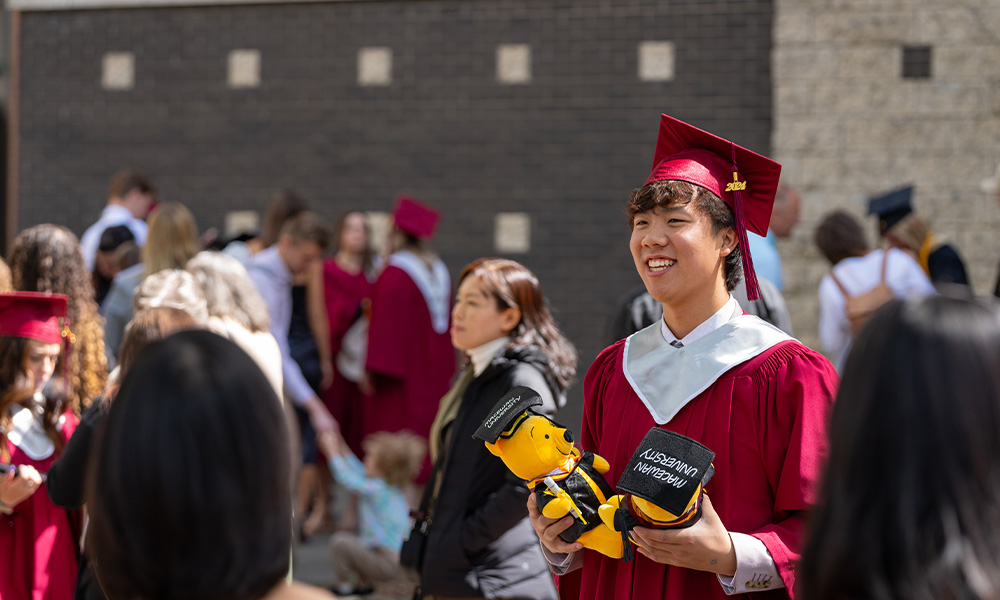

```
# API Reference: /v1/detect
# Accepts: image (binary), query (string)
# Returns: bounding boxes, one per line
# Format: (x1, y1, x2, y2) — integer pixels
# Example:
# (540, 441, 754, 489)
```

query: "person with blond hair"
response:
(187, 251, 282, 399)
(102, 202, 201, 367)
(319, 429, 424, 597)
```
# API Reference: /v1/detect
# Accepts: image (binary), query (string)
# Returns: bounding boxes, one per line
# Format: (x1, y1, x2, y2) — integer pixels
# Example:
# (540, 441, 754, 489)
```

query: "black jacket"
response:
(421, 345, 563, 599)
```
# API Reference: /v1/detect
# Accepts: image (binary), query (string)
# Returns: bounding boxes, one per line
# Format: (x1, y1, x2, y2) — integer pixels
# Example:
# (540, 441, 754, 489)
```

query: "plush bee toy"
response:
(597, 427, 716, 561)
(473, 386, 624, 559)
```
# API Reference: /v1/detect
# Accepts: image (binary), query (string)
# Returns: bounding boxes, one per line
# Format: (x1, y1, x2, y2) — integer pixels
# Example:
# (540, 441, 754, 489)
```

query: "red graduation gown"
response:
(364, 264, 455, 454)
(562, 339, 837, 600)
(1, 410, 81, 600)
(321, 259, 374, 456)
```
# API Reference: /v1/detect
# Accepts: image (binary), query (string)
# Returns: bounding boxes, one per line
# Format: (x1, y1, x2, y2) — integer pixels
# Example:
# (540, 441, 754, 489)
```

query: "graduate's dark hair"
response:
(626, 180, 742, 291)
(87, 330, 291, 600)
(458, 258, 577, 392)
(0, 336, 64, 462)
(799, 294, 1000, 600)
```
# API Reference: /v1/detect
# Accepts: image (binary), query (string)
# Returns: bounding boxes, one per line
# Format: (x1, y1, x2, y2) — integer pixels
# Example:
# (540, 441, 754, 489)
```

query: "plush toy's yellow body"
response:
(598, 484, 704, 530)
(484, 412, 625, 559)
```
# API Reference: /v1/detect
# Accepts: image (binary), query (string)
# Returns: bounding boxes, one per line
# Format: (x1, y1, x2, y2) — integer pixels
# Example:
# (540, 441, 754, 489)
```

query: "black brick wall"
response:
(15, 0, 773, 429)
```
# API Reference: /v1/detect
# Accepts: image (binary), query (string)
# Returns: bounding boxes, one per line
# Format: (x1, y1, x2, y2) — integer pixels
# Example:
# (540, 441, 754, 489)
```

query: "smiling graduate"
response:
(528, 115, 839, 600)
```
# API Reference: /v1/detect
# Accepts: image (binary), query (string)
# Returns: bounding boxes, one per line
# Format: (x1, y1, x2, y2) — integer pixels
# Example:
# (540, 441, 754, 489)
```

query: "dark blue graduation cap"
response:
(867, 186, 913, 237)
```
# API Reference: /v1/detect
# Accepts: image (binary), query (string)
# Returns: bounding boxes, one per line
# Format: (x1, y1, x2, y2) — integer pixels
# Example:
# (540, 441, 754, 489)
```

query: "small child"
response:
(318, 429, 424, 597)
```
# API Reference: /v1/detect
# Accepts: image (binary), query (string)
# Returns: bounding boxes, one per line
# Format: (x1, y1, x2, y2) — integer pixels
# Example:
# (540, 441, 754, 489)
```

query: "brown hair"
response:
(108, 169, 155, 200)
(333, 210, 374, 274)
(143, 203, 201, 276)
(117, 307, 200, 376)
(279, 211, 330, 250)
(11, 224, 107, 415)
(625, 180, 742, 292)
(458, 258, 577, 392)
(815, 211, 871, 266)
(259, 189, 308, 248)
(0, 337, 68, 461)
(362, 431, 426, 488)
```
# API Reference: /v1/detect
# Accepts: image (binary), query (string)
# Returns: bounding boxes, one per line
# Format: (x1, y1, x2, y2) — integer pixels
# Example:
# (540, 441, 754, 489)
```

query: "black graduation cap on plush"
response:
(617, 428, 715, 518)
(473, 386, 543, 444)
(867, 185, 914, 237)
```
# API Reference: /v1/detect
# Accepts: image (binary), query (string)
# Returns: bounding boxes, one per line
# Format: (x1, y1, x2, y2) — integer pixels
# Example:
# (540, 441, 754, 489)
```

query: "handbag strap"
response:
(411, 453, 445, 522)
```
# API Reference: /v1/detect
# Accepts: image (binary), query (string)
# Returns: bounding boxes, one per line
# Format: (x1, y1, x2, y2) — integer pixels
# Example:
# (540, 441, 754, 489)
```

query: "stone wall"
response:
(773, 0, 1000, 351)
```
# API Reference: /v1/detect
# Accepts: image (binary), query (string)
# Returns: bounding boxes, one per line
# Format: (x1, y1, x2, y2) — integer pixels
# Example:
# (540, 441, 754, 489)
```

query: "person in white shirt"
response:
(814, 210, 936, 371)
(248, 212, 337, 434)
(79, 170, 155, 271)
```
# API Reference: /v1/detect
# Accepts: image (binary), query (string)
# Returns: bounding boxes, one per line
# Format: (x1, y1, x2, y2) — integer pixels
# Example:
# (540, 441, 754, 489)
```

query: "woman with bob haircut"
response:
(186, 251, 282, 398)
(799, 294, 1000, 600)
(415, 257, 576, 599)
(86, 329, 332, 600)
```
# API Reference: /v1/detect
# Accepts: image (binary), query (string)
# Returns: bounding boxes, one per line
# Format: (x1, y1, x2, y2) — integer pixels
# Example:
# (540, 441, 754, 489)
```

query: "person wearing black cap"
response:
(528, 115, 838, 600)
(867, 186, 969, 288)
(92, 224, 136, 306)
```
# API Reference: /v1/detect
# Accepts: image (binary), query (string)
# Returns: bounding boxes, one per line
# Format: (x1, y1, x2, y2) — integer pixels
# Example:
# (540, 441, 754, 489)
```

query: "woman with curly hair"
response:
(0, 292, 80, 600)
(11, 224, 108, 415)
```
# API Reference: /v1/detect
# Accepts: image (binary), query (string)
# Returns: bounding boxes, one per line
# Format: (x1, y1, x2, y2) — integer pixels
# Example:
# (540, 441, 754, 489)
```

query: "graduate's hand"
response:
(527, 493, 583, 555)
(0, 464, 43, 508)
(629, 495, 737, 576)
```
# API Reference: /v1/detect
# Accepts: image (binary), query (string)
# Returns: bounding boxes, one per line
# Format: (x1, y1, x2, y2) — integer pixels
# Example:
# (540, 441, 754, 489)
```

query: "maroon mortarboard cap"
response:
(644, 114, 782, 300)
(393, 195, 440, 240)
(0, 292, 69, 344)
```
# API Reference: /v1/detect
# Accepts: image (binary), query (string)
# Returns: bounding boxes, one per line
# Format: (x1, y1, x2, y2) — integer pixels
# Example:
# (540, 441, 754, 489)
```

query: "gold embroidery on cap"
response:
(725, 172, 747, 192)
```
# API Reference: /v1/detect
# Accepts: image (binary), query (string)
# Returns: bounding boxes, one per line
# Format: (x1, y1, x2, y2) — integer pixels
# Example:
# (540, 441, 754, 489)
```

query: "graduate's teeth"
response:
(647, 259, 675, 271)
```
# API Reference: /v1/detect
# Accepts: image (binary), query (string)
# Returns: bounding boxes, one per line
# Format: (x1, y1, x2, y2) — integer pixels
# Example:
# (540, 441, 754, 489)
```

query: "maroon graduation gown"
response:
(321, 259, 374, 456)
(364, 264, 455, 470)
(1, 410, 80, 600)
(561, 339, 838, 600)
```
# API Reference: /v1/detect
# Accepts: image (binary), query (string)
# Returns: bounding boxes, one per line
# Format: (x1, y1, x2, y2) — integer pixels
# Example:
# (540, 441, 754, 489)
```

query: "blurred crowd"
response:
(0, 160, 999, 600)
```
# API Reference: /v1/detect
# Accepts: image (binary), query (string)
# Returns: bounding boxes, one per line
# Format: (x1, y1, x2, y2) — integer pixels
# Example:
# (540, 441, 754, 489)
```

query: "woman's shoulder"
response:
(262, 582, 336, 600)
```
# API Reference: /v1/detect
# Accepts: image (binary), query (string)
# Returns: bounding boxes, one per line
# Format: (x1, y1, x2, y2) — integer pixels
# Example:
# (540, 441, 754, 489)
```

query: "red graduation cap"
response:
(644, 114, 782, 301)
(0, 292, 70, 344)
(393, 195, 440, 240)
